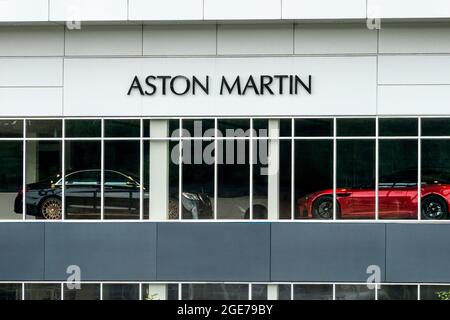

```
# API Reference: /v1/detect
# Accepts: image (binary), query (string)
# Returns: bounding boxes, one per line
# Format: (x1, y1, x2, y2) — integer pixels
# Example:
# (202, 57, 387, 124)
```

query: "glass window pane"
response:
(280, 119, 292, 137)
(25, 141, 62, 220)
(279, 140, 292, 219)
(295, 140, 333, 219)
(218, 119, 250, 137)
(104, 119, 140, 137)
(379, 140, 418, 220)
(421, 118, 450, 136)
(141, 284, 178, 300)
(143, 119, 179, 138)
(379, 118, 418, 136)
(0, 284, 22, 300)
(182, 119, 215, 138)
(377, 285, 417, 300)
(0, 141, 23, 220)
(104, 141, 140, 220)
(24, 284, 61, 300)
(421, 139, 450, 220)
(65, 141, 101, 219)
(335, 285, 375, 300)
(293, 284, 333, 300)
(65, 120, 101, 137)
(181, 140, 214, 219)
(217, 140, 250, 219)
(0, 119, 23, 138)
(181, 284, 249, 300)
(102, 284, 139, 300)
(278, 284, 291, 300)
(26, 120, 62, 138)
(252, 139, 268, 219)
(253, 119, 269, 137)
(420, 285, 450, 300)
(295, 119, 333, 137)
(63, 284, 100, 300)
(337, 140, 375, 220)
(251, 284, 268, 300)
(337, 118, 375, 137)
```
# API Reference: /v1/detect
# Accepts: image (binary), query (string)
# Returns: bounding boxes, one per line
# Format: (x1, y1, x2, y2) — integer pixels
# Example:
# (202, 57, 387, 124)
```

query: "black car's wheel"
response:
(40, 197, 62, 220)
(421, 196, 448, 220)
(312, 196, 339, 220)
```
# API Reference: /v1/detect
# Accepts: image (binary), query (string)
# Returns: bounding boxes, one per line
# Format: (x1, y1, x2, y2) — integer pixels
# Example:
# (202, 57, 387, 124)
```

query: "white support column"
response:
(268, 119, 280, 219)
(267, 284, 279, 300)
(149, 120, 169, 220)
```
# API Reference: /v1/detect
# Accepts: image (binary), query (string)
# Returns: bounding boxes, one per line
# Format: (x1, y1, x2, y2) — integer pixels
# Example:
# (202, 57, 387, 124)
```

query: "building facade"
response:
(0, 0, 450, 300)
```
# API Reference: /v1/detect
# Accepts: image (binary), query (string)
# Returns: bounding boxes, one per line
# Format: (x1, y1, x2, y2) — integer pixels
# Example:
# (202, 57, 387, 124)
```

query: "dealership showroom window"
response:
(2, 0, 450, 304)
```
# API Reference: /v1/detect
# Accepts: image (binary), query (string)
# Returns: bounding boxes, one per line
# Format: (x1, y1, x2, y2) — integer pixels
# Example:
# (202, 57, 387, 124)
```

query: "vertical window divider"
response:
(61, 282, 64, 300)
(248, 283, 252, 300)
(100, 119, 105, 221)
(179, 118, 182, 221)
(22, 119, 26, 221)
(375, 283, 378, 300)
(417, 284, 421, 300)
(418, 117, 422, 221)
(139, 283, 142, 300)
(100, 283, 103, 300)
(139, 119, 143, 221)
(290, 284, 294, 300)
(332, 283, 336, 300)
(214, 118, 218, 220)
(62, 119, 66, 220)
(375, 117, 379, 220)
(178, 283, 182, 300)
(21, 282, 25, 300)
(333, 118, 337, 221)
(291, 118, 295, 220)
(250, 119, 254, 220)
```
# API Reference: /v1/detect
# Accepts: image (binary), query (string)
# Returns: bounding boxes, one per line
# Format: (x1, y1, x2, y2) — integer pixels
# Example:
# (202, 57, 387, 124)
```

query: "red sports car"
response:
(297, 169, 450, 220)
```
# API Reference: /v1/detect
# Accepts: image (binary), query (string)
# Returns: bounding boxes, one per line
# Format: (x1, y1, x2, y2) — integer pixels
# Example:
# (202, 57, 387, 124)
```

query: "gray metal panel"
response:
(45, 222, 157, 281)
(271, 223, 386, 282)
(0, 223, 45, 280)
(156, 223, 271, 281)
(386, 223, 450, 283)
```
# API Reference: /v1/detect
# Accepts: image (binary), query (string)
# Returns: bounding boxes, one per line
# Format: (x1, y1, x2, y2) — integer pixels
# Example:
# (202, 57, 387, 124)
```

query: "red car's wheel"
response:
(312, 196, 340, 219)
(421, 196, 448, 220)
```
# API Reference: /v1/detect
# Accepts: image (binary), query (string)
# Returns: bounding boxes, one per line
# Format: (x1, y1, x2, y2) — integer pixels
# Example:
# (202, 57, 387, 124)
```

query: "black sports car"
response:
(14, 169, 212, 220)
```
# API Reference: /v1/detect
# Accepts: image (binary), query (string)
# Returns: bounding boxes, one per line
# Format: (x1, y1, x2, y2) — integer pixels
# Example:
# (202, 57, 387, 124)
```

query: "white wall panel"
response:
(368, 0, 450, 19)
(129, 0, 203, 20)
(143, 25, 216, 56)
(378, 85, 450, 115)
(0, 58, 62, 87)
(218, 24, 293, 55)
(0, 0, 48, 22)
(204, 0, 281, 20)
(0, 26, 64, 57)
(295, 24, 377, 54)
(0, 88, 62, 116)
(379, 24, 450, 54)
(283, 0, 366, 19)
(49, 0, 127, 21)
(379, 56, 450, 85)
(65, 25, 142, 56)
(63, 57, 377, 117)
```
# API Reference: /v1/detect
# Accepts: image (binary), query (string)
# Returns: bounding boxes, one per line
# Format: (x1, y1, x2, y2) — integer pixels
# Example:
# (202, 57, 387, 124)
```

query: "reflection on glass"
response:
(217, 140, 250, 219)
(295, 119, 333, 137)
(279, 141, 292, 219)
(26, 120, 62, 138)
(0, 284, 22, 300)
(218, 119, 250, 136)
(293, 284, 333, 300)
(169, 140, 179, 219)
(104, 141, 140, 220)
(65, 141, 101, 219)
(182, 284, 249, 300)
(252, 139, 268, 219)
(251, 285, 268, 300)
(182, 119, 215, 137)
(422, 118, 450, 136)
(337, 118, 375, 137)
(420, 285, 450, 300)
(0, 120, 22, 138)
(182, 140, 214, 219)
(278, 284, 291, 300)
(335, 285, 375, 300)
(63, 284, 100, 300)
(24, 284, 61, 300)
(65, 120, 101, 137)
(377, 285, 417, 300)
(25, 141, 62, 220)
(1, 141, 23, 220)
(337, 140, 375, 219)
(143, 119, 179, 138)
(102, 284, 139, 300)
(421, 140, 450, 220)
(253, 119, 268, 137)
(379, 118, 418, 137)
(104, 119, 140, 137)
(295, 140, 333, 219)
(379, 140, 418, 219)
(141, 284, 178, 300)
(279, 119, 292, 137)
